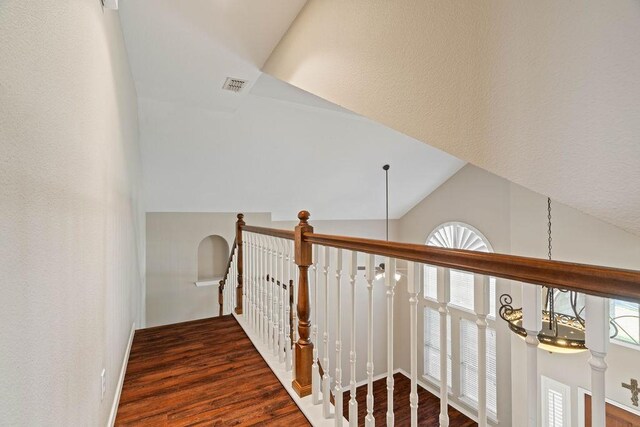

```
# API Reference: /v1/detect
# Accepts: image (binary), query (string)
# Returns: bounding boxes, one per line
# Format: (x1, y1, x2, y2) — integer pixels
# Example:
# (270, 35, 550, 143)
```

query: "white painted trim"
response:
(234, 312, 348, 426)
(577, 387, 640, 427)
(541, 376, 571, 427)
(108, 322, 135, 427)
(194, 279, 223, 287)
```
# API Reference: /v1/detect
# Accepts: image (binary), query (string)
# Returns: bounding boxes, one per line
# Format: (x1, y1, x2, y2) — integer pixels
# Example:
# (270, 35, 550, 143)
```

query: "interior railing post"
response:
(436, 267, 450, 427)
(408, 261, 422, 427)
(218, 280, 224, 317)
(474, 274, 490, 427)
(385, 257, 397, 426)
(292, 210, 314, 397)
(235, 213, 245, 315)
(585, 295, 610, 426)
(522, 284, 541, 427)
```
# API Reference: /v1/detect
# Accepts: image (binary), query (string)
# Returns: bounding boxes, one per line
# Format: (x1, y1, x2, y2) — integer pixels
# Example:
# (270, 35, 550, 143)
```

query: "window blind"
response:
(459, 319, 497, 414)
(541, 376, 570, 427)
(423, 307, 452, 387)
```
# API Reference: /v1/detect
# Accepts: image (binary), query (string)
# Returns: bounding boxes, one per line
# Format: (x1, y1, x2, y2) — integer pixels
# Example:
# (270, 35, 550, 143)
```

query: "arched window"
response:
(423, 222, 495, 316)
(422, 222, 498, 418)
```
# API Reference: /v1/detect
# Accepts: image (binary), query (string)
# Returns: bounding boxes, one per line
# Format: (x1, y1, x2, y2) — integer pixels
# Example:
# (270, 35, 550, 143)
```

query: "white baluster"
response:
(243, 236, 247, 316)
(271, 238, 283, 356)
(312, 246, 321, 404)
(586, 295, 609, 427)
(348, 251, 358, 427)
(385, 258, 397, 427)
(436, 267, 450, 427)
(248, 233, 253, 325)
(522, 284, 541, 427)
(322, 246, 333, 419)
(285, 240, 292, 370)
(253, 234, 261, 335)
(246, 235, 251, 324)
(334, 248, 344, 425)
(365, 254, 375, 427)
(408, 262, 422, 427)
(279, 239, 286, 362)
(268, 238, 274, 350)
(262, 236, 268, 343)
(474, 274, 490, 427)
(252, 234, 257, 330)
(231, 255, 235, 313)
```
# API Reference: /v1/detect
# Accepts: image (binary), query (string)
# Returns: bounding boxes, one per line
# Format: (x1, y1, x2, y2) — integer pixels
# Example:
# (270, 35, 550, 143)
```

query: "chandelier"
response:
(498, 198, 618, 353)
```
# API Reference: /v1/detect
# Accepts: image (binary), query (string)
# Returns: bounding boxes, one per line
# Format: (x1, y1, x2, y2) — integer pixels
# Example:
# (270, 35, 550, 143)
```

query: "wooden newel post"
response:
(218, 280, 224, 316)
(235, 213, 245, 315)
(292, 210, 314, 397)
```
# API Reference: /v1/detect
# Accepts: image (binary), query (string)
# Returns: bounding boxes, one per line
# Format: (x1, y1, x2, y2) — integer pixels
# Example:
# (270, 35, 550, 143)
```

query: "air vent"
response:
(222, 78, 248, 93)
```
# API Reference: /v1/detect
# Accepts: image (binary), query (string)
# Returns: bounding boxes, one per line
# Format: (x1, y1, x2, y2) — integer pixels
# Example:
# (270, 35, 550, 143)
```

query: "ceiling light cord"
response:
(383, 164, 390, 241)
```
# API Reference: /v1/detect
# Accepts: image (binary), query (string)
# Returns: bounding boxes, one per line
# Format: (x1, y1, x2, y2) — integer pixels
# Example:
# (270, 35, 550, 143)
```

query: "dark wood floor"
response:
(115, 315, 310, 426)
(342, 373, 476, 426)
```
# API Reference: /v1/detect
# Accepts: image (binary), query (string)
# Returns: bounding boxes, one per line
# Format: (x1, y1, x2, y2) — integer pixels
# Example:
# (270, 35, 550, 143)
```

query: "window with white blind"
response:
(460, 319, 497, 414)
(541, 376, 570, 427)
(423, 223, 496, 318)
(424, 307, 452, 387)
(423, 222, 499, 419)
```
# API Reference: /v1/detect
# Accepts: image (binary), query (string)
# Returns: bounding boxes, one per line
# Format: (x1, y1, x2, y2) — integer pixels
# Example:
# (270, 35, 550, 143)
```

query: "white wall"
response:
(146, 212, 272, 327)
(395, 165, 640, 426)
(0, 1, 144, 425)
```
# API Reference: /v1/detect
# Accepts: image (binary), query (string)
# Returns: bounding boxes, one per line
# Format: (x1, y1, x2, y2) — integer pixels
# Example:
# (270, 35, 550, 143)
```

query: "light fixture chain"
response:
(547, 197, 552, 261)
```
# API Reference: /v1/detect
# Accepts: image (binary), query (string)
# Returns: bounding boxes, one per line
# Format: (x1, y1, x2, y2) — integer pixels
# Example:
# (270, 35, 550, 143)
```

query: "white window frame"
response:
(609, 299, 640, 349)
(541, 375, 571, 427)
(422, 222, 499, 421)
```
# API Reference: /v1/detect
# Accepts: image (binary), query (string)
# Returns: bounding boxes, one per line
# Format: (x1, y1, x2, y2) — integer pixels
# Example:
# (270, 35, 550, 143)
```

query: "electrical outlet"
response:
(100, 369, 106, 401)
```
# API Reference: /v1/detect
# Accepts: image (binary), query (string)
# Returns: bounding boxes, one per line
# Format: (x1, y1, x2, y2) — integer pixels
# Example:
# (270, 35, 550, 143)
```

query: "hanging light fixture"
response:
(375, 164, 401, 282)
(499, 198, 596, 353)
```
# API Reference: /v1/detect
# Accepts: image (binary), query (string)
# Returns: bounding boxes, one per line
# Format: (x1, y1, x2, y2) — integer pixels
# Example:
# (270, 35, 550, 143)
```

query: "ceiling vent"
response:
(222, 78, 248, 93)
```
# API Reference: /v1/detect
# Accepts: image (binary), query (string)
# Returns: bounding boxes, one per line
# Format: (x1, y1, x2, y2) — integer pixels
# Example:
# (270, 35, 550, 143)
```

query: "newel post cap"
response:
(298, 210, 310, 224)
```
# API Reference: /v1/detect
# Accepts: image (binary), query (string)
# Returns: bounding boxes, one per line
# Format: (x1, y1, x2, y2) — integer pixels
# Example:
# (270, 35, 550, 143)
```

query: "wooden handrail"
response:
(222, 241, 237, 283)
(232, 210, 640, 402)
(304, 232, 640, 303)
(242, 225, 295, 240)
(218, 240, 237, 316)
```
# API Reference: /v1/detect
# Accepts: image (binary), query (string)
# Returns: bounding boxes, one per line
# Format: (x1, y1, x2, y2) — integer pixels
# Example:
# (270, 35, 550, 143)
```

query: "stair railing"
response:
(226, 211, 640, 427)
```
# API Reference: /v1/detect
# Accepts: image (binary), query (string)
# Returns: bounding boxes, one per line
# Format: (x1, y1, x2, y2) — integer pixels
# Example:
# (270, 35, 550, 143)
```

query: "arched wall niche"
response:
(197, 235, 229, 281)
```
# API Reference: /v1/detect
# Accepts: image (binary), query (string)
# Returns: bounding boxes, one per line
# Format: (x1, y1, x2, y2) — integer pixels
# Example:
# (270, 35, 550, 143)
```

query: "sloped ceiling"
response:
(119, 1, 464, 220)
(264, 1, 640, 235)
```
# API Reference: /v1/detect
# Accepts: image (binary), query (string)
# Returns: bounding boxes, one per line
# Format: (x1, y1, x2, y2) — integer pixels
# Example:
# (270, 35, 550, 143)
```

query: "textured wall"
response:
(264, 0, 640, 236)
(146, 213, 271, 327)
(395, 165, 640, 426)
(0, 1, 144, 425)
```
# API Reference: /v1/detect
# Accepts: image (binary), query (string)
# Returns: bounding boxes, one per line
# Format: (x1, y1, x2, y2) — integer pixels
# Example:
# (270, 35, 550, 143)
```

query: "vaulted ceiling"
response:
(119, 0, 464, 220)
(264, 1, 640, 235)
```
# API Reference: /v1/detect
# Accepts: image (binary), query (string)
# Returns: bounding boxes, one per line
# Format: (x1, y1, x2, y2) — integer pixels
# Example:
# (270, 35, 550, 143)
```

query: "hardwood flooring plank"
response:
(342, 373, 476, 426)
(115, 315, 310, 426)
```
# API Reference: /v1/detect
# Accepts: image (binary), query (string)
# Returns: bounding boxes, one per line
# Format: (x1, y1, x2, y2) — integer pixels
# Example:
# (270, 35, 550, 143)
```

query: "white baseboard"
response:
(107, 322, 136, 427)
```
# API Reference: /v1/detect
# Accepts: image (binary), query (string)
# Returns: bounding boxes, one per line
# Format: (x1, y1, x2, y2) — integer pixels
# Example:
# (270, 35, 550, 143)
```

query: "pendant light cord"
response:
(383, 165, 390, 241)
